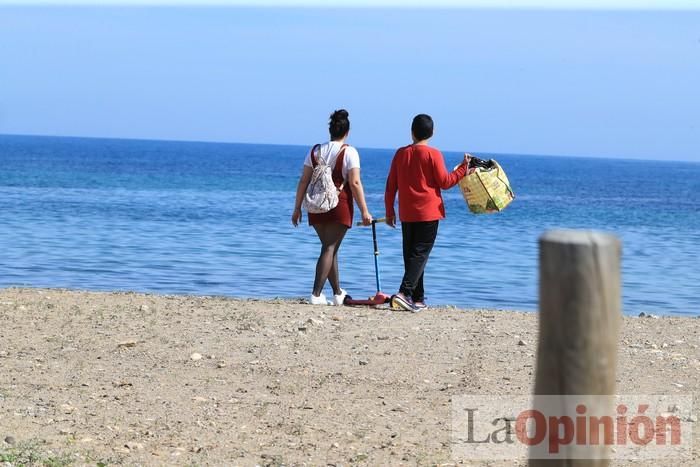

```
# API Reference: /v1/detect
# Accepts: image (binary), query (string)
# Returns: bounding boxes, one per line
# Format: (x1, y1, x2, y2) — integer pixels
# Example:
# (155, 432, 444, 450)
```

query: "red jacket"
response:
(385, 144, 467, 223)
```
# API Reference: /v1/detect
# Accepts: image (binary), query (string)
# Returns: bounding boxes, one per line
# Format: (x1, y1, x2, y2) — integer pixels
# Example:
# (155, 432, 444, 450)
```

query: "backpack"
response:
(303, 144, 347, 214)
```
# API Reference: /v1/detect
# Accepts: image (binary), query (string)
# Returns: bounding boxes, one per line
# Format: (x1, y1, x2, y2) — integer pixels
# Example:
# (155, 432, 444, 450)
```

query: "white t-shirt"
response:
(303, 141, 360, 180)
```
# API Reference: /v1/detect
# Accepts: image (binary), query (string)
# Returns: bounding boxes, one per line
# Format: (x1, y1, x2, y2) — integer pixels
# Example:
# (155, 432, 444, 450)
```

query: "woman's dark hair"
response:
(329, 109, 350, 140)
(411, 114, 434, 141)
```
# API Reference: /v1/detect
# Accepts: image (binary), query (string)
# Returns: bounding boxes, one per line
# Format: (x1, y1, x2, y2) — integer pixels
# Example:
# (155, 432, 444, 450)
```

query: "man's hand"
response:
(292, 208, 302, 227)
(386, 216, 396, 228)
(464, 152, 472, 166)
(464, 152, 476, 174)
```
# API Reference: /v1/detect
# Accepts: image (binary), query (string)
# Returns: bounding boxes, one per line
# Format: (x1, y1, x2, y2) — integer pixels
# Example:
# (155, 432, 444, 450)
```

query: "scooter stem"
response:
(372, 220, 382, 293)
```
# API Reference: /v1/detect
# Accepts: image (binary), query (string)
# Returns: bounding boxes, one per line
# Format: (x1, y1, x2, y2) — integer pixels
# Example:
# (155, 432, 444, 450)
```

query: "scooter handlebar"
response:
(355, 217, 387, 227)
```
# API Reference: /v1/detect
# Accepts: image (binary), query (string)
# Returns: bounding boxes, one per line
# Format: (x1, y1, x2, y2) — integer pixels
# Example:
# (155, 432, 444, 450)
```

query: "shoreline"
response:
(2, 285, 529, 313)
(1, 286, 697, 319)
(1, 287, 698, 466)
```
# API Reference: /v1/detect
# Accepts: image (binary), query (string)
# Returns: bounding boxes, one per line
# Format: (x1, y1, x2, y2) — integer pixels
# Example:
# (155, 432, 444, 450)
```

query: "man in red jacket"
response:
(385, 114, 470, 311)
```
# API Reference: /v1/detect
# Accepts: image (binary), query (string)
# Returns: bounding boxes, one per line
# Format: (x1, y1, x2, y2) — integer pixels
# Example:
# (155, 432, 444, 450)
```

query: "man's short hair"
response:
(411, 114, 434, 141)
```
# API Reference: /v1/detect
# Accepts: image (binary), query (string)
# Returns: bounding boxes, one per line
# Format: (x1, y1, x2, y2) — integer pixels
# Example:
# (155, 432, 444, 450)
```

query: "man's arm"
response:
(431, 150, 468, 189)
(384, 153, 399, 228)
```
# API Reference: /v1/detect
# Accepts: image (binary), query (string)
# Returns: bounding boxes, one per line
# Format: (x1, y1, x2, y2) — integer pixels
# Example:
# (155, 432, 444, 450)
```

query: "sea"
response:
(1, 134, 698, 317)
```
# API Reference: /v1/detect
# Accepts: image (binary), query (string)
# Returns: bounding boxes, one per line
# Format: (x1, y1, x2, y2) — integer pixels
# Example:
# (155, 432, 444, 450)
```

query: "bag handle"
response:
(309, 144, 321, 167)
(334, 144, 348, 191)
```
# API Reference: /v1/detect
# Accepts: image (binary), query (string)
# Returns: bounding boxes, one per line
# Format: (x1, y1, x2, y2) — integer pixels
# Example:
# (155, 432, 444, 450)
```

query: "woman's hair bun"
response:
(330, 109, 349, 122)
(329, 109, 350, 139)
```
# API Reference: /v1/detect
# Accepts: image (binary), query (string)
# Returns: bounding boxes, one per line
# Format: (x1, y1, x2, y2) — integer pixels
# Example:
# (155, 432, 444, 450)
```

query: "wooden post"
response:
(530, 230, 621, 466)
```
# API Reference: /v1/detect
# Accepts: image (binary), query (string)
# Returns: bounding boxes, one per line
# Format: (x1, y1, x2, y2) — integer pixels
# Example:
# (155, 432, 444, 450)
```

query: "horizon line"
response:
(1, 1, 700, 10)
(1, 132, 697, 165)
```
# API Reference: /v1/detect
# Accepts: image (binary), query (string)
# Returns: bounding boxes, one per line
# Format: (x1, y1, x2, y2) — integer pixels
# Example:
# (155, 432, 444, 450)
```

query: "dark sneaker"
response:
(391, 293, 418, 312)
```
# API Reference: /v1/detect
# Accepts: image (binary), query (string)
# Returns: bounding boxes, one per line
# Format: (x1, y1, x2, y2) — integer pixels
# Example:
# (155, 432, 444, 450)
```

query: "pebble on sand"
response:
(638, 312, 660, 319)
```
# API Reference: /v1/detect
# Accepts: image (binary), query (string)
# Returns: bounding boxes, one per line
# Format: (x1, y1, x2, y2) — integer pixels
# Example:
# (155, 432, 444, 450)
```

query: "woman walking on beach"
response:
(292, 109, 372, 305)
(385, 114, 470, 312)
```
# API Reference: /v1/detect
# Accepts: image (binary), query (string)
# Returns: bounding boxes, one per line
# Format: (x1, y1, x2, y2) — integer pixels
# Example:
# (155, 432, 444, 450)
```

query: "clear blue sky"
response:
(1, 3, 699, 160)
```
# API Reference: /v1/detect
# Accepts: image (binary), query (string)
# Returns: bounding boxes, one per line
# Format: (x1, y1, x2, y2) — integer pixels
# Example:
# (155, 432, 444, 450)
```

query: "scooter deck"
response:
(344, 293, 391, 307)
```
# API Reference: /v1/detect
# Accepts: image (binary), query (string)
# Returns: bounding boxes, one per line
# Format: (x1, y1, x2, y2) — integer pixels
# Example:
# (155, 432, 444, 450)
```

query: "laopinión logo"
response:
(452, 395, 694, 460)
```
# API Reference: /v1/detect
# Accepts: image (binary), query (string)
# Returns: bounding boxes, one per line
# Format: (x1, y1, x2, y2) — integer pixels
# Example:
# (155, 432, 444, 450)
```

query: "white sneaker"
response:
(309, 293, 329, 305)
(333, 289, 348, 306)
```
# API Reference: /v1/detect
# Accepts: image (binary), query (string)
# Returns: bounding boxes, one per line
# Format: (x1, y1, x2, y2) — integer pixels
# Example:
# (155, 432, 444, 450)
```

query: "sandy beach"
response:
(0, 288, 698, 466)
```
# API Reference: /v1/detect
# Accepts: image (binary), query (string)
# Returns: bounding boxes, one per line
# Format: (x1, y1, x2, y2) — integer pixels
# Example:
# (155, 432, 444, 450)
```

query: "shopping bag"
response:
(457, 157, 515, 214)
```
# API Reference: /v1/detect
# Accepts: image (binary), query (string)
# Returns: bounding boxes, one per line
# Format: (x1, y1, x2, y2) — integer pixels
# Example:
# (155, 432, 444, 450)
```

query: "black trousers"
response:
(399, 220, 439, 302)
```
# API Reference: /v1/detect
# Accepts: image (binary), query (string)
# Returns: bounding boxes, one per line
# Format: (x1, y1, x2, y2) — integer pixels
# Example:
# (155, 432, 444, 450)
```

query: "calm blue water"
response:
(1, 134, 698, 316)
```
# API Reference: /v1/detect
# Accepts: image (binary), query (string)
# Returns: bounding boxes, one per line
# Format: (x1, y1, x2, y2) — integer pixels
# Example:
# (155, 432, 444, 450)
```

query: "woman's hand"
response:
(361, 210, 373, 226)
(292, 208, 302, 227)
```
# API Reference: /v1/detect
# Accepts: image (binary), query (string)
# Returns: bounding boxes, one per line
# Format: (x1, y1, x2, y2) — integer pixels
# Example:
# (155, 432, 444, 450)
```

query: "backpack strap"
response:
(309, 144, 321, 167)
(334, 144, 348, 191)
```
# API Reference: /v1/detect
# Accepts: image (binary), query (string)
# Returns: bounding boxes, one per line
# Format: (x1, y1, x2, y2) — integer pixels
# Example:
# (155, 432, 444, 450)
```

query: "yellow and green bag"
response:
(457, 157, 515, 214)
